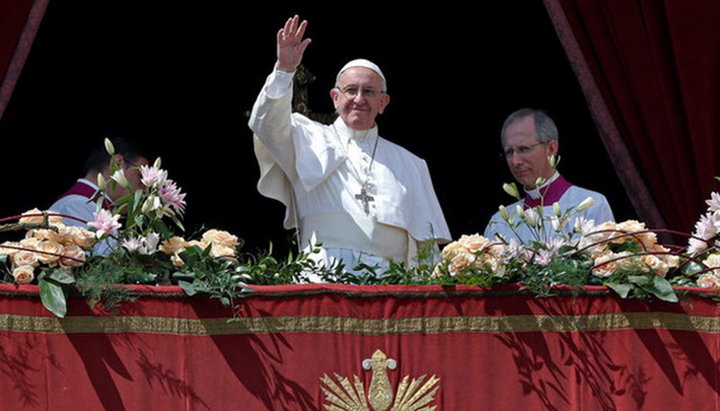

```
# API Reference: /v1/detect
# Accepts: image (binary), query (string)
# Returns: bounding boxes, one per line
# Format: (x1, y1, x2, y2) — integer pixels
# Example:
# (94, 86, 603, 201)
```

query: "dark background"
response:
(0, 2, 635, 253)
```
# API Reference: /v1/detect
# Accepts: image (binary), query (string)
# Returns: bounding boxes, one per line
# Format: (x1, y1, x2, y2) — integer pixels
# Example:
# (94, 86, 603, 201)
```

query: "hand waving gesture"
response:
(276, 15, 312, 72)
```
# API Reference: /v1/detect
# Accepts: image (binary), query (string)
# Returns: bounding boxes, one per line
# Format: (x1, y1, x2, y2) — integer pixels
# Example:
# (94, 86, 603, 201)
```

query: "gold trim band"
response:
(1, 312, 719, 335)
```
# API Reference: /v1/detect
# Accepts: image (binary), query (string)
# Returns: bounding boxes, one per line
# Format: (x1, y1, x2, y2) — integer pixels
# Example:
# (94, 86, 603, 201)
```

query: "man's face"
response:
(330, 67, 390, 131)
(502, 115, 558, 189)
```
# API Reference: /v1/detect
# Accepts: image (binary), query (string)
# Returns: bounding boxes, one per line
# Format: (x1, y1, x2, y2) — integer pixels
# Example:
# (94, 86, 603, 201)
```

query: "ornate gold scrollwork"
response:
(320, 349, 440, 411)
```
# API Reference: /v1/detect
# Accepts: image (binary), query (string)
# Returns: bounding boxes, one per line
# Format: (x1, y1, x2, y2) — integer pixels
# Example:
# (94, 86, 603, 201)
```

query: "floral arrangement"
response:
(0, 209, 96, 284)
(430, 158, 715, 302)
(3, 144, 720, 317)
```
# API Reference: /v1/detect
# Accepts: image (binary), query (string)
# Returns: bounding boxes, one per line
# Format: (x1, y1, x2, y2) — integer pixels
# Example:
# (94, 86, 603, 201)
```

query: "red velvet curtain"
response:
(545, 0, 720, 234)
(0, 0, 48, 120)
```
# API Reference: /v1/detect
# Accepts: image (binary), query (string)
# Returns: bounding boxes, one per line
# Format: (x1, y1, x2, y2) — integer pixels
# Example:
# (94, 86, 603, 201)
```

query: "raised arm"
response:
(276, 15, 312, 72)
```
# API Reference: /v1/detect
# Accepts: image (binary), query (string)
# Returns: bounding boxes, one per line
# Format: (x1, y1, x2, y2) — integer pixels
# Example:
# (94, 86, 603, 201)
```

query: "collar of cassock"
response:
(523, 172, 573, 208)
(333, 117, 379, 143)
(59, 178, 115, 210)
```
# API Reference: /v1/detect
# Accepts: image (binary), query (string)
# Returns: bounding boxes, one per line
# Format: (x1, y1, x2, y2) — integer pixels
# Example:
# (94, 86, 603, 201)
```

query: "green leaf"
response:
(134, 214, 145, 230)
(133, 189, 143, 211)
(170, 214, 185, 232)
(39, 278, 67, 318)
(628, 275, 650, 286)
(605, 282, 631, 298)
(652, 276, 678, 303)
(46, 269, 76, 285)
(178, 280, 197, 296)
(680, 261, 704, 276)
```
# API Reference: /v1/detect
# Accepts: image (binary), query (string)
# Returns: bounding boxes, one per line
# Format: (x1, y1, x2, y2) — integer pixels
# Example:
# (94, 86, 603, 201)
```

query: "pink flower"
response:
(707, 192, 720, 212)
(159, 180, 186, 214)
(140, 165, 168, 188)
(88, 209, 121, 238)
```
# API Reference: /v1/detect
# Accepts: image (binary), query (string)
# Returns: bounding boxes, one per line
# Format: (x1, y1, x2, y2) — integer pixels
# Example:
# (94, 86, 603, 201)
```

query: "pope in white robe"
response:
(248, 16, 450, 273)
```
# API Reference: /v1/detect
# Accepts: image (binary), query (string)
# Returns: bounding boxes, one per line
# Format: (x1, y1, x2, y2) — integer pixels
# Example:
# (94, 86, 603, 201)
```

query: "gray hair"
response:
(501, 108, 558, 144)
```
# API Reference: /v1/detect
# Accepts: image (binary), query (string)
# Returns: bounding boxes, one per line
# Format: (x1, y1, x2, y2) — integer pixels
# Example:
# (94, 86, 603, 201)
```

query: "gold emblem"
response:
(320, 349, 440, 411)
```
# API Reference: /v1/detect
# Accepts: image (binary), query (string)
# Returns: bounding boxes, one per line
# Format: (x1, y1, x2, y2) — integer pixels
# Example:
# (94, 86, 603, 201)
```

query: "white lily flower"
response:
(576, 197, 596, 212)
(111, 169, 129, 188)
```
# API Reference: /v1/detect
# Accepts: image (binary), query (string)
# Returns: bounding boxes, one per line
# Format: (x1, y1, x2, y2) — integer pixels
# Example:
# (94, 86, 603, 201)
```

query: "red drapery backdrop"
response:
(0, 0, 47, 120)
(1, 284, 720, 410)
(545, 0, 720, 235)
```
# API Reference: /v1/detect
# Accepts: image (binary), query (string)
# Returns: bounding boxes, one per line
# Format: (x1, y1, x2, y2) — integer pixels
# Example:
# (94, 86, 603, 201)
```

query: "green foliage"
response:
(38, 270, 72, 318)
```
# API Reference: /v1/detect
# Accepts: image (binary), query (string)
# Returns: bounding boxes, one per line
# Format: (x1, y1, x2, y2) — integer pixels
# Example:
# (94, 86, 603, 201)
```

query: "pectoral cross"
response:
(355, 185, 375, 215)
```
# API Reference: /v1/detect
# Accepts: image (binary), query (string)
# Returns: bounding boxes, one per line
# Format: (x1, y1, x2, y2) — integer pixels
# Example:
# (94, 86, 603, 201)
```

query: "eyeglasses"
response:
(336, 85, 384, 99)
(502, 142, 545, 158)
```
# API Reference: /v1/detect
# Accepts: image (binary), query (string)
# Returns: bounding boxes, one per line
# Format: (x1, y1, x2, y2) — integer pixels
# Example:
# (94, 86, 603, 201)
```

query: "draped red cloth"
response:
(0, 0, 48, 120)
(544, 0, 720, 234)
(1, 283, 720, 410)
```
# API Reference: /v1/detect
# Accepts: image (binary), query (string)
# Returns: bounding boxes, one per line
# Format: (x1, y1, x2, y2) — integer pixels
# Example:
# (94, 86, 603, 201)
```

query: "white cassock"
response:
(484, 172, 614, 243)
(249, 68, 451, 273)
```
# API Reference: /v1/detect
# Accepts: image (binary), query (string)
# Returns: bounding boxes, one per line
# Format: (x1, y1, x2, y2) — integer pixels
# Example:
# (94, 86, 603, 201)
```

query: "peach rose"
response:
(36, 241, 64, 265)
(20, 237, 41, 249)
(60, 226, 96, 249)
(458, 234, 493, 255)
(59, 244, 86, 268)
(441, 241, 467, 260)
(449, 252, 475, 276)
(19, 208, 63, 225)
(12, 265, 35, 285)
(209, 244, 236, 258)
(29, 227, 65, 244)
(592, 252, 624, 278)
(159, 236, 188, 255)
(642, 254, 668, 276)
(201, 229, 239, 248)
(186, 240, 204, 249)
(703, 253, 720, 275)
(12, 250, 39, 268)
(0, 241, 23, 257)
(697, 272, 720, 288)
(170, 254, 184, 267)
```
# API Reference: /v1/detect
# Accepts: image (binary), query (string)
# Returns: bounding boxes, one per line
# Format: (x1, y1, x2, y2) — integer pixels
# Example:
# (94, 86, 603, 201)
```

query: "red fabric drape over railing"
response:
(1, 284, 720, 410)
(0, 0, 48, 120)
(545, 0, 720, 234)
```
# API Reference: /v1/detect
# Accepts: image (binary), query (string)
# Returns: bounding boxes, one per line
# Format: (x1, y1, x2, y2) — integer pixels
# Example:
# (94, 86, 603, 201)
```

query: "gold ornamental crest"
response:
(320, 349, 440, 411)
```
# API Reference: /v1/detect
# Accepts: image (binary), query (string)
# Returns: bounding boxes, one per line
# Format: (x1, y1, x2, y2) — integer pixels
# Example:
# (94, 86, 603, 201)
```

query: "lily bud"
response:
(523, 208, 539, 227)
(142, 195, 161, 214)
(577, 197, 596, 212)
(515, 204, 525, 219)
(154, 157, 162, 169)
(111, 169, 129, 189)
(553, 202, 562, 217)
(97, 173, 107, 191)
(535, 177, 546, 188)
(499, 205, 509, 222)
(104, 138, 115, 155)
(503, 183, 521, 200)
